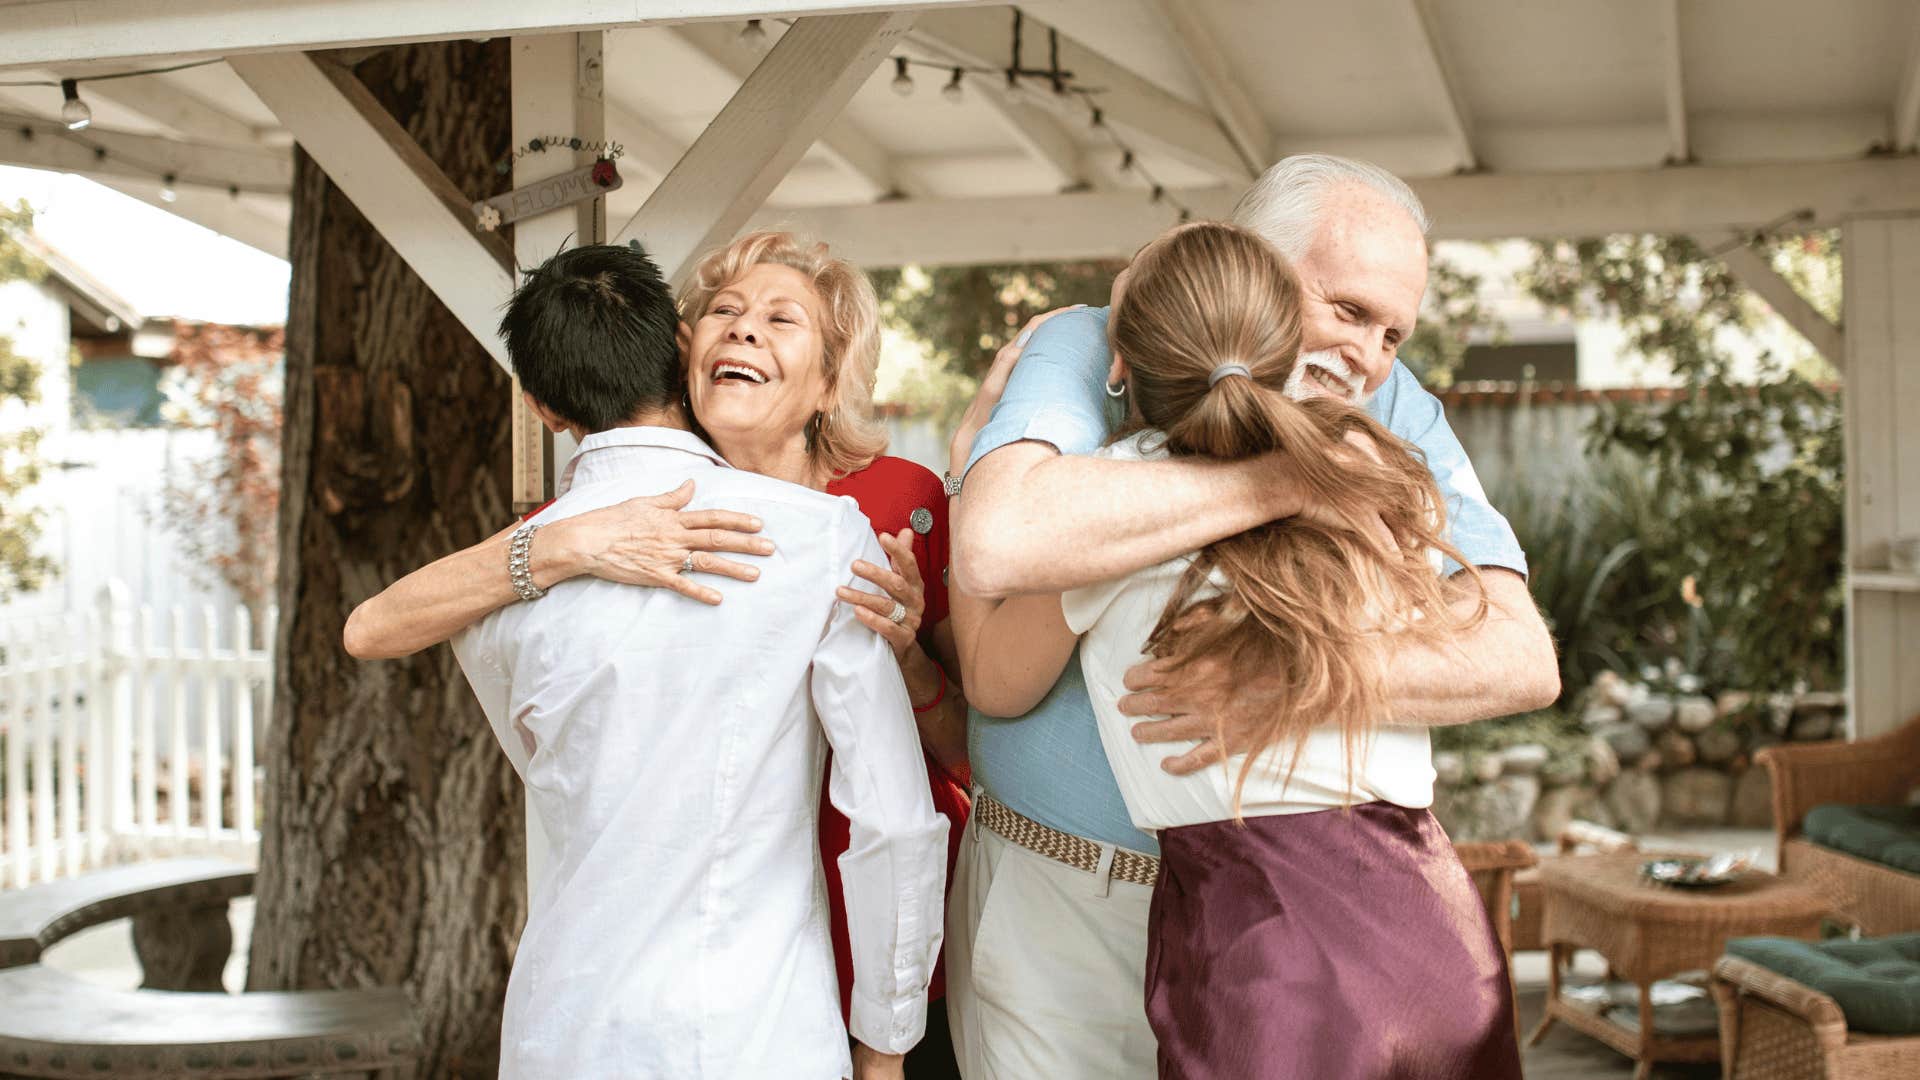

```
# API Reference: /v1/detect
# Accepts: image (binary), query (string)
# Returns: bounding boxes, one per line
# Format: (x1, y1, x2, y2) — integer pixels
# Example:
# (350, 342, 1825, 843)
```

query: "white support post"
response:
(1400, 0, 1476, 173)
(229, 51, 516, 373)
(1153, 0, 1271, 176)
(1841, 214, 1920, 740)
(912, 7, 1249, 184)
(614, 12, 919, 283)
(1658, 0, 1690, 164)
(510, 29, 607, 879)
(1699, 235, 1844, 368)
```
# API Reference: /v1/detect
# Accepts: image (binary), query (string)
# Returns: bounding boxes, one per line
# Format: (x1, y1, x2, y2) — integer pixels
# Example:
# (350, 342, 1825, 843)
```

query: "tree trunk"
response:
(247, 42, 525, 1080)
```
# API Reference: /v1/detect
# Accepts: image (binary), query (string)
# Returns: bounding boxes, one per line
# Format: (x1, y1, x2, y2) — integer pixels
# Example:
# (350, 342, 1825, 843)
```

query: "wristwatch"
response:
(941, 470, 962, 497)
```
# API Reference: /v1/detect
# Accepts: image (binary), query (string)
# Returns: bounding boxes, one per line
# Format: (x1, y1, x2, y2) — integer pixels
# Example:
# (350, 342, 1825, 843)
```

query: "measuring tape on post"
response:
(511, 378, 553, 515)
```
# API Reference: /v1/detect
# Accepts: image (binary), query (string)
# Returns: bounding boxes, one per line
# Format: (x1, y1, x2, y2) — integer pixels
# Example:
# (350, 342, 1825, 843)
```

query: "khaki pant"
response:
(944, 812, 1158, 1079)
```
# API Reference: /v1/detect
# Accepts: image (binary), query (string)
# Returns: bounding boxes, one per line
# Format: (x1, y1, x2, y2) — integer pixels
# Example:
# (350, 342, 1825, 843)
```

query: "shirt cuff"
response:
(848, 984, 928, 1057)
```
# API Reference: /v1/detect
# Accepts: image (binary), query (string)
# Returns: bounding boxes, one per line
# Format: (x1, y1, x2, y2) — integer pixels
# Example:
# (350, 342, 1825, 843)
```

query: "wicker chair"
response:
(1757, 715, 1920, 935)
(1711, 954, 1920, 1079)
(1454, 838, 1538, 1040)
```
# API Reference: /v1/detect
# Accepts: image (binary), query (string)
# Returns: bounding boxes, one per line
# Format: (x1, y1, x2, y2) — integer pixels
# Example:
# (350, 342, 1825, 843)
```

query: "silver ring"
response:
(887, 601, 908, 624)
(680, 552, 696, 574)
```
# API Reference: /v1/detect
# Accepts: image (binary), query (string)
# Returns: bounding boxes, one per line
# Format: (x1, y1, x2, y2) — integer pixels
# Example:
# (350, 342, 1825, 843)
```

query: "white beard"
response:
(1283, 349, 1369, 405)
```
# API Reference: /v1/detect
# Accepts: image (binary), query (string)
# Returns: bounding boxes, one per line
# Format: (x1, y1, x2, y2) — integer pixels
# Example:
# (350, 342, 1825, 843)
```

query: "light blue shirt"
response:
(962, 307, 1528, 853)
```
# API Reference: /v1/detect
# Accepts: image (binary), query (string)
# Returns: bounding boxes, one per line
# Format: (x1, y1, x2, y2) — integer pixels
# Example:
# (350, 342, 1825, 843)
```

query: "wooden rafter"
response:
(0, 0, 994, 73)
(910, 7, 1249, 184)
(0, 122, 290, 193)
(1400, 0, 1477, 172)
(228, 51, 515, 369)
(753, 156, 1920, 266)
(1152, 0, 1270, 176)
(902, 29, 1084, 191)
(93, 175, 289, 257)
(1660, 0, 1689, 163)
(614, 12, 915, 283)
(1894, 18, 1920, 153)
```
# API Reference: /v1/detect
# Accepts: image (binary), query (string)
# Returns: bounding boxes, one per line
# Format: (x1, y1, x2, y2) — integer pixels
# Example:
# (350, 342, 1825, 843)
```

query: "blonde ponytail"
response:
(1110, 222, 1486, 812)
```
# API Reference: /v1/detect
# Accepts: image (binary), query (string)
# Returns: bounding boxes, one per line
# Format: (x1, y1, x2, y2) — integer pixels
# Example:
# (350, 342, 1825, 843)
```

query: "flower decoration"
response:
(475, 204, 503, 232)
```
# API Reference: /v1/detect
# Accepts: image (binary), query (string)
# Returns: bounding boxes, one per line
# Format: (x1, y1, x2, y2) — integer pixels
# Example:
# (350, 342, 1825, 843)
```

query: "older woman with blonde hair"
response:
(346, 230, 1049, 1078)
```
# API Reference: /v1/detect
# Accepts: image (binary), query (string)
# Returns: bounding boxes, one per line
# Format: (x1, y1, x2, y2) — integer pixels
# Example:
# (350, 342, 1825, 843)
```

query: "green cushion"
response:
(1803, 804, 1920, 874)
(1726, 933, 1920, 1035)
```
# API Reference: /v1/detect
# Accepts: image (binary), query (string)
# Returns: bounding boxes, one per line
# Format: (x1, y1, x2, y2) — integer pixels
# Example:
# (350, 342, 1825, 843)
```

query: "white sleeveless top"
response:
(1059, 430, 1437, 834)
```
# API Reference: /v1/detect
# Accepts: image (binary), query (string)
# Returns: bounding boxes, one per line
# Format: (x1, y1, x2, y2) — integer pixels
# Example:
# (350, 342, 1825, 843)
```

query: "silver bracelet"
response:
(508, 521, 546, 601)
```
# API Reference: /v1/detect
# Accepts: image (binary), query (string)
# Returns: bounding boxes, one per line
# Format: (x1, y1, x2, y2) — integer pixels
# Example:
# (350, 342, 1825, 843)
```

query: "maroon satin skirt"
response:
(1145, 802, 1521, 1080)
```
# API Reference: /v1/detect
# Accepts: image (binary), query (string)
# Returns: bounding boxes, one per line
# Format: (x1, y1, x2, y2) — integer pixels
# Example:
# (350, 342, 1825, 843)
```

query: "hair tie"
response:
(1208, 362, 1252, 387)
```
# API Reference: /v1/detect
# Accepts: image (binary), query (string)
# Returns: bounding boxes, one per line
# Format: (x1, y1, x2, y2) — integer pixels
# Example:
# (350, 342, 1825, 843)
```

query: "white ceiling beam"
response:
(1698, 234, 1844, 367)
(1399, 0, 1477, 172)
(1894, 18, 1920, 153)
(81, 74, 263, 145)
(911, 7, 1248, 183)
(229, 51, 516, 370)
(753, 156, 1920, 266)
(903, 30, 1083, 190)
(614, 12, 916, 284)
(669, 21, 906, 201)
(1659, 0, 1689, 163)
(93, 174, 289, 257)
(1152, 0, 1270, 175)
(0, 0, 994, 73)
(0, 121, 290, 193)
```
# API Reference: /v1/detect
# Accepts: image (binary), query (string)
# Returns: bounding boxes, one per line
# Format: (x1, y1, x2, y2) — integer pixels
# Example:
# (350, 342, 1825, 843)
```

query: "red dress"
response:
(823, 455, 971, 1015)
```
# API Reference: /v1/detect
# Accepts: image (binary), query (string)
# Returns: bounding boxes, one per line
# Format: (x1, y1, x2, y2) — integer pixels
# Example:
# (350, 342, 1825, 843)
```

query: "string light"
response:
(738, 19, 769, 51)
(890, 57, 914, 98)
(942, 68, 964, 104)
(59, 79, 90, 131)
(1003, 69, 1026, 103)
(159, 173, 178, 202)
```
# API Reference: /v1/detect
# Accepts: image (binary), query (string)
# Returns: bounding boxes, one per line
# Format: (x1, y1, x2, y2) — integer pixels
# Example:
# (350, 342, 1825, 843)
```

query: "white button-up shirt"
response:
(451, 426, 947, 1079)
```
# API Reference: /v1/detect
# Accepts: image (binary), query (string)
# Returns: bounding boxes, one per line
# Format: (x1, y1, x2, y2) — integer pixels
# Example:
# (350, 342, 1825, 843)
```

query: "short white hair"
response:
(1229, 154, 1431, 262)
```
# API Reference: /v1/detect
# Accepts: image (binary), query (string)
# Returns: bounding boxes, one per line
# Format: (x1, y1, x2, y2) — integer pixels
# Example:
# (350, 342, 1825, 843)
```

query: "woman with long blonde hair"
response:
(953, 221, 1522, 1079)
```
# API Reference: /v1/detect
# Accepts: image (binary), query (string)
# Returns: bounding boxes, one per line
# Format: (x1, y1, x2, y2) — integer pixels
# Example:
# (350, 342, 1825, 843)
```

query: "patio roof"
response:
(0, 1, 1916, 263)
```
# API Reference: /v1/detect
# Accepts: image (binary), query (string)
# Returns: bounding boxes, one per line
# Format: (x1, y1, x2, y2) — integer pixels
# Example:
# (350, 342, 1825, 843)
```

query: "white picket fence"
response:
(0, 581, 276, 889)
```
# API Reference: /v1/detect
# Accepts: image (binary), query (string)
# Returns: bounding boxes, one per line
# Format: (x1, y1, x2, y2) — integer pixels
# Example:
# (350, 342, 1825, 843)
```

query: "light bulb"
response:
(60, 79, 91, 131)
(738, 19, 768, 51)
(160, 173, 178, 203)
(890, 57, 913, 98)
(942, 69, 964, 103)
(1004, 70, 1025, 103)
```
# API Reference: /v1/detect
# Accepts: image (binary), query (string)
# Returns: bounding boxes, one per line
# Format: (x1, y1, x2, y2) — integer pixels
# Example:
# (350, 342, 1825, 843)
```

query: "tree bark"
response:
(248, 42, 524, 1080)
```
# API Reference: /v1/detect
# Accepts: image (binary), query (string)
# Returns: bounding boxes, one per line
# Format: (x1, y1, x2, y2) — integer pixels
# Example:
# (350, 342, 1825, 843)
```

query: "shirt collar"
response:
(559, 425, 731, 495)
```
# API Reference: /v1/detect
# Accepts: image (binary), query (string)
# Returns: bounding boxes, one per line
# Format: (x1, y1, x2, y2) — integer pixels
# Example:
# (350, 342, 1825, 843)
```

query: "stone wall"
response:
(1433, 671, 1845, 842)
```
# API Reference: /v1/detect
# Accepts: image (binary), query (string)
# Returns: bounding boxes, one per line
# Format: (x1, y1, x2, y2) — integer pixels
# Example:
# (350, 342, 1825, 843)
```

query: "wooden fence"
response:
(0, 581, 275, 889)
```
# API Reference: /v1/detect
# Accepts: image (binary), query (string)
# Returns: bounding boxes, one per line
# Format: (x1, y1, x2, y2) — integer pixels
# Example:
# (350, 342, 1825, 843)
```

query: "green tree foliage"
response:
(1518, 233, 1844, 693)
(870, 261, 1125, 380)
(0, 203, 53, 599)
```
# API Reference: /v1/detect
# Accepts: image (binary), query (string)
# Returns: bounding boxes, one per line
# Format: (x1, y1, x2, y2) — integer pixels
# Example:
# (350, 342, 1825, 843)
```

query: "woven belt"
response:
(975, 792, 1160, 887)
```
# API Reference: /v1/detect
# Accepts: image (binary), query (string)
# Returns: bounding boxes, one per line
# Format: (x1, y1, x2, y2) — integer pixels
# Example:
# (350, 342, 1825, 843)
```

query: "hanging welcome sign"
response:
(475, 136, 624, 232)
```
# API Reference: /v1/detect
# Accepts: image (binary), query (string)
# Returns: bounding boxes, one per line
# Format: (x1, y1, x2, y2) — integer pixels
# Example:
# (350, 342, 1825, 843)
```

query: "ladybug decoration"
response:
(592, 159, 619, 188)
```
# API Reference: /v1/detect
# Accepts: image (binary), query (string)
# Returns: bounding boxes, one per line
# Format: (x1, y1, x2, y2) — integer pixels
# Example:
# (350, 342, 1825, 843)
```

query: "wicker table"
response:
(1527, 852, 1831, 1080)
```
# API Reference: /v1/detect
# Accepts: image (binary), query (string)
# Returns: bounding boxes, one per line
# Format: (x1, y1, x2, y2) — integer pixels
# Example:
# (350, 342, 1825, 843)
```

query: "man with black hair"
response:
(448, 244, 947, 1080)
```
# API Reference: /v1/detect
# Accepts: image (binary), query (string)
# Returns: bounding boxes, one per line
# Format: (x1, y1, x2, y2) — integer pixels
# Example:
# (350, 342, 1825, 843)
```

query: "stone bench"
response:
(0, 859, 421, 1079)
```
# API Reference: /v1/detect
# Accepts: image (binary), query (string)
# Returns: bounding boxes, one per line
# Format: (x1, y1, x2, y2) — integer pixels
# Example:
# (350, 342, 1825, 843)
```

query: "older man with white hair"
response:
(938, 154, 1560, 1078)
